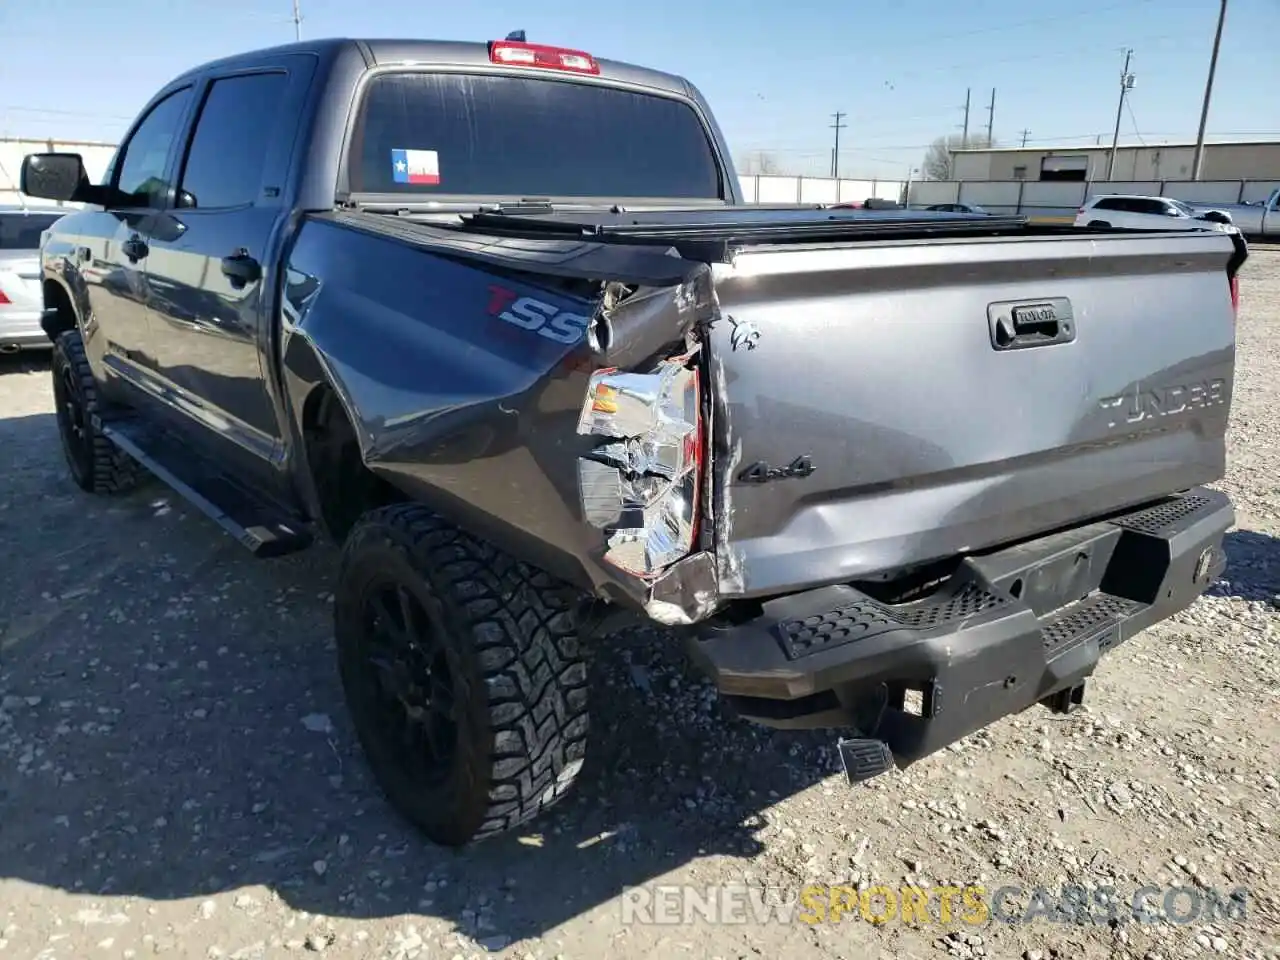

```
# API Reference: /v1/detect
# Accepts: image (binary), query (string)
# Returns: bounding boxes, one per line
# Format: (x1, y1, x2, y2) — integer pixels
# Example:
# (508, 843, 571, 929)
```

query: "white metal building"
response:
(952, 139, 1280, 183)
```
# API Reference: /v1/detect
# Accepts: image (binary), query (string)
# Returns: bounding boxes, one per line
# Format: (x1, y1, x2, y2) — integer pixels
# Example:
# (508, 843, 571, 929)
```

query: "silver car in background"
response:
(1, 205, 66, 353)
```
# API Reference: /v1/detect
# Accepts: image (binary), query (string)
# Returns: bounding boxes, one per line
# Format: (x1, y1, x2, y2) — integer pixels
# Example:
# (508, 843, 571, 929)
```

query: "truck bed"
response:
(445, 206, 1246, 600)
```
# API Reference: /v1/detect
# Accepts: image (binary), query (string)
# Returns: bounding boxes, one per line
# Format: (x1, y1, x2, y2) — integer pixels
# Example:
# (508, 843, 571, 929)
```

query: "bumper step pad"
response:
(689, 487, 1234, 765)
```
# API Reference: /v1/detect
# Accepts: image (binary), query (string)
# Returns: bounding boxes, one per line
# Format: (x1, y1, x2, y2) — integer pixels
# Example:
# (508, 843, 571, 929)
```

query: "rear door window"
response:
(350, 72, 723, 200)
(178, 72, 289, 209)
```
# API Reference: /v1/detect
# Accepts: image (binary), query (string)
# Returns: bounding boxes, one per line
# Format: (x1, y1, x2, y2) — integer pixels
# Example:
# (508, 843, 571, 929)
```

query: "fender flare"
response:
(40, 273, 80, 342)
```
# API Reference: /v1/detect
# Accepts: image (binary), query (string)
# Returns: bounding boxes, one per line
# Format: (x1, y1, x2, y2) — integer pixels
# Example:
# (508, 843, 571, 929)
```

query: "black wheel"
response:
(1088, 220, 1111, 228)
(50, 330, 142, 495)
(335, 503, 589, 846)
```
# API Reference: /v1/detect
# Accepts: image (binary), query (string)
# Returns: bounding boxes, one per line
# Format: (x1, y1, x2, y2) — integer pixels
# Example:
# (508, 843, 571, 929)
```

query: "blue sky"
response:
(1, 0, 1274, 179)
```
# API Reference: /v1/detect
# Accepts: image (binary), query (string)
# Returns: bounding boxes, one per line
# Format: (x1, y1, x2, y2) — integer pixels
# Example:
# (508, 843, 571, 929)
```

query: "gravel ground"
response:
(2, 250, 1278, 960)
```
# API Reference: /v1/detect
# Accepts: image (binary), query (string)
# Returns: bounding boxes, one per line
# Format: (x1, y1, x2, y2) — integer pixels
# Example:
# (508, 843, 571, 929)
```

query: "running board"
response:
(97, 415, 313, 558)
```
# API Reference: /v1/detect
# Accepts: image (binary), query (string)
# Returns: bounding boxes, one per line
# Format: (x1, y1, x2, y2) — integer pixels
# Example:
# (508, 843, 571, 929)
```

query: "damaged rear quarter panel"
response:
(278, 214, 708, 608)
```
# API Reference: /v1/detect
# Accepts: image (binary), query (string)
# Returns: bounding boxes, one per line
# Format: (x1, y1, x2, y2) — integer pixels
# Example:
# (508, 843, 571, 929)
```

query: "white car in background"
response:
(1074, 195, 1233, 232)
(1, 205, 67, 353)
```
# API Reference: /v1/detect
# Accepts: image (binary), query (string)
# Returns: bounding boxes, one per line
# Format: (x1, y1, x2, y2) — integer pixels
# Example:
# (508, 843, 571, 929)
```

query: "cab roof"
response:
(173, 37, 697, 99)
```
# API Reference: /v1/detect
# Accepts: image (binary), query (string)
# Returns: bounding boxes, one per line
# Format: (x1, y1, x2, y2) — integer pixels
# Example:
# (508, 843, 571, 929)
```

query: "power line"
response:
(879, 31, 1185, 85)
(1020, 129, 1032, 147)
(737, 127, 1278, 155)
(854, 0, 1158, 53)
(1125, 99, 1147, 147)
(0, 105, 135, 121)
(830, 112, 847, 179)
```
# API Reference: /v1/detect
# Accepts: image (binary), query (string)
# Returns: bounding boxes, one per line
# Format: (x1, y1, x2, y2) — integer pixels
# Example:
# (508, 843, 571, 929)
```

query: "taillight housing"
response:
(575, 353, 703, 579)
(0, 288, 10, 305)
(1229, 274, 1240, 318)
(488, 40, 600, 75)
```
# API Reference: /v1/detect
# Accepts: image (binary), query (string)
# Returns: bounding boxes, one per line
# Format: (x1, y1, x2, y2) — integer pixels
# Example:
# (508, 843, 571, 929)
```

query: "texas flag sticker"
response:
(391, 148, 440, 186)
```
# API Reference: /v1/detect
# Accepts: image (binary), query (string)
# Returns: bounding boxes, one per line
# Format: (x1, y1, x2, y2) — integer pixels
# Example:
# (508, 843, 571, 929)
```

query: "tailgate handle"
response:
(988, 298, 1075, 351)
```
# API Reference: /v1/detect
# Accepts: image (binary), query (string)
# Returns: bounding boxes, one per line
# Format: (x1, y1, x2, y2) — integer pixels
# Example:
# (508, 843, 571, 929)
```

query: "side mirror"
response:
(20, 153, 90, 203)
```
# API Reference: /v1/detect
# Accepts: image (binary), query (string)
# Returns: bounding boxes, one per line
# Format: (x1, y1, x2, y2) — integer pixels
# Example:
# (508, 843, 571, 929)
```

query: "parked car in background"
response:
(924, 202, 989, 215)
(829, 198, 903, 210)
(1188, 188, 1280, 239)
(1074, 195, 1232, 232)
(1, 205, 66, 353)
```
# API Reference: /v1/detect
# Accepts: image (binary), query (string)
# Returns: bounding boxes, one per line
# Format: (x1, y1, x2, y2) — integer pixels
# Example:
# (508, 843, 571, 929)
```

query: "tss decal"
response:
(487, 286, 591, 345)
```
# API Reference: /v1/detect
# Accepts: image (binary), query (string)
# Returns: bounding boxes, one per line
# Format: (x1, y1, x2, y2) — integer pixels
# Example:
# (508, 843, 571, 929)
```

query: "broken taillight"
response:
(488, 40, 601, 75)
(575, 353, 702, 578)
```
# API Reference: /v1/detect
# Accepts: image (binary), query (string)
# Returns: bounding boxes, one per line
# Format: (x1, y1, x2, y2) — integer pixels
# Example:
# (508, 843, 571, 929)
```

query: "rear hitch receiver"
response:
(836, 737, 895, 785)
(1042, 681, 1087, 715)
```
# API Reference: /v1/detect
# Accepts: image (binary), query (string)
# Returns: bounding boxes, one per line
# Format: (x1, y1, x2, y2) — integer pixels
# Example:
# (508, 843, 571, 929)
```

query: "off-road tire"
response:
(334, 502, 589, 846)
(51, 330, 143, 495)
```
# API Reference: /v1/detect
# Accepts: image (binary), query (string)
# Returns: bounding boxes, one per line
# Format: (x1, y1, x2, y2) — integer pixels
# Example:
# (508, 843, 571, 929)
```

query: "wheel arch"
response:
(281, 333, 404, 543)
(41, 276, 79, 342)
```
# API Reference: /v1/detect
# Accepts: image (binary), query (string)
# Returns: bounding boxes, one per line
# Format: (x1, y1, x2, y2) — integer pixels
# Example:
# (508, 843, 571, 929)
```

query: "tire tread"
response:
(338, 502, 589, 843)
(53, 330, 142, 495)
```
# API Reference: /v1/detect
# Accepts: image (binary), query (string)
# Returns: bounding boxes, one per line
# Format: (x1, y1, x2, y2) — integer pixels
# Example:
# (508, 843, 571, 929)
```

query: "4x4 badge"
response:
(739, 456, 815, 484)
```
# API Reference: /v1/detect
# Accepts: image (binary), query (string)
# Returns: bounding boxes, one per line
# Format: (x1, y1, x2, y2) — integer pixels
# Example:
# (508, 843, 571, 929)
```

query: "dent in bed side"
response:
(278, 217, 723, 620)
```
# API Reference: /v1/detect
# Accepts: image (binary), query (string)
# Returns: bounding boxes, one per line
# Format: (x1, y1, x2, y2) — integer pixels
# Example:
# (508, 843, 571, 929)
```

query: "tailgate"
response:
(708, 230, 1242, 598)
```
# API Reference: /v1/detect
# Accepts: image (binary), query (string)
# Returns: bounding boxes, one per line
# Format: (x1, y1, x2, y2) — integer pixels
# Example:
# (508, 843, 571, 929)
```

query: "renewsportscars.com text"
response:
(619, 883, 1250, 927)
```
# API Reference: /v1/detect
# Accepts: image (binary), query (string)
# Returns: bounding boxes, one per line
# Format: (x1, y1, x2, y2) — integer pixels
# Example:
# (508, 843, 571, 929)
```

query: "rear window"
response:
(0, 212, 62, 250)
(349, 72, 723, 200)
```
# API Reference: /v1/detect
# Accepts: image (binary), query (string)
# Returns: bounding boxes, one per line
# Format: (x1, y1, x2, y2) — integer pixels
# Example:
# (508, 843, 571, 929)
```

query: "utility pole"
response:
(1020, 128, 1031, 147)
(292, 0, 303, 41)
(959, 88, 971, 147)
(1106, 48, 1135, 181)
(830, 111, 847, 179)
(1192, 0, 1228, 180)
(985, 88, 996, 144)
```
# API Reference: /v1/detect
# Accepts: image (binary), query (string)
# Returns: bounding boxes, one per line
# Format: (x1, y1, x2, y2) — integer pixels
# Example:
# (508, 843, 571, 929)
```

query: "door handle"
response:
(122, 235, 148, 263)
(988, 298, 1076, 352)
(220, 249, 262, 288)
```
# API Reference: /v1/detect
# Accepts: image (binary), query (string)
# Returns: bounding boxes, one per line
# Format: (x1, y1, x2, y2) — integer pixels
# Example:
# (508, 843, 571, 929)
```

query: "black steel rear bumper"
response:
(687, 487, 1233, 768)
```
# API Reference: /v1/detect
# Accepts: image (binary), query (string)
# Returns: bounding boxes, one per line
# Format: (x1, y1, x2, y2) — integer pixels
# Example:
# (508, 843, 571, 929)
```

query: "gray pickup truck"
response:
(20, 34, 1247, 847)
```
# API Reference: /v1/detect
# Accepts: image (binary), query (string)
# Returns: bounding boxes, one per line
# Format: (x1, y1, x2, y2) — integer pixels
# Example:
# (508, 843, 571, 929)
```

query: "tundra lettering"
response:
(1099, 379, 1227, 428)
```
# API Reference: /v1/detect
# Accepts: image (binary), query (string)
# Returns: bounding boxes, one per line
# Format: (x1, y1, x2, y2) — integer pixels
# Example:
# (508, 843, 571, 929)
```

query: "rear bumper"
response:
(0, 309, 50, 349)
(687, 487, 1232, 766)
